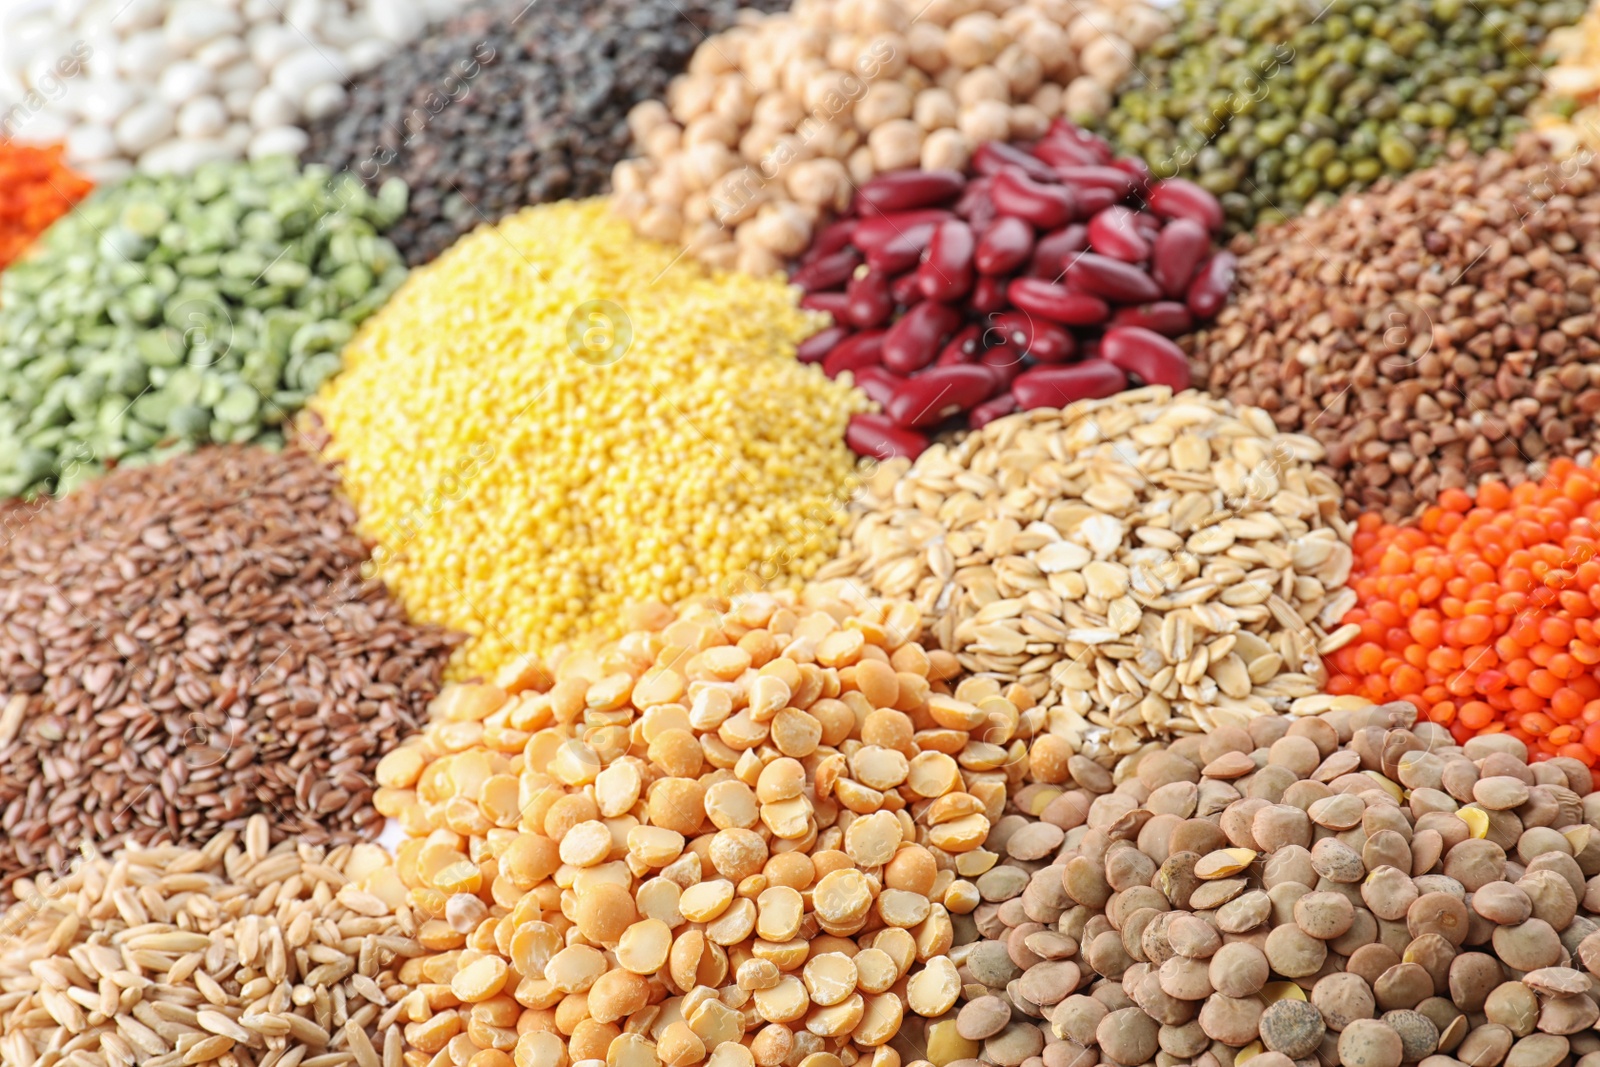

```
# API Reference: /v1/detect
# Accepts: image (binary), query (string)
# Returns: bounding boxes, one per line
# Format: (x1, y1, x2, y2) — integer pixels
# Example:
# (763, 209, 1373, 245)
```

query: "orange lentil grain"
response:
(0, 143, 91, 271)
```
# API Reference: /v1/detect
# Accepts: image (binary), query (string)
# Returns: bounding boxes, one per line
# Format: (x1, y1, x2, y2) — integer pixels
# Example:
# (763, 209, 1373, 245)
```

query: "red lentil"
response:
(0, 143, 91, 271)
(1328, 456, 1600, 770)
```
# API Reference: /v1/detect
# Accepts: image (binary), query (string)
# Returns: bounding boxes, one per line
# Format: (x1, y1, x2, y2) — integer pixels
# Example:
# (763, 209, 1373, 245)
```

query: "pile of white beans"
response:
(0, 0, 457, 179)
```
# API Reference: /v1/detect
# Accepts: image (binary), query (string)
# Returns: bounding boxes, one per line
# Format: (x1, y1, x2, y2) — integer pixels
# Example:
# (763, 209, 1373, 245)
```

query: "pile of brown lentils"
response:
(925, 700, 1600, 1067)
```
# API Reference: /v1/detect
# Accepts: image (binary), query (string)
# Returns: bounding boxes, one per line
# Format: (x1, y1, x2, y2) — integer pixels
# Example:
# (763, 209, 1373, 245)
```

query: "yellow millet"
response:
(311, 199, 866, 678)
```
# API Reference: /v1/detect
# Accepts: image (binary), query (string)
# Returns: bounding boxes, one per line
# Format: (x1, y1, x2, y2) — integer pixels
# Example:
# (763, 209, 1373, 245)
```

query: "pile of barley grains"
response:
(1189, 138, 1600, 524)
(816, 388, 1358, 764)
(309, 199, 866, 680)
(0, 446, 459, 901)
(0, 816, 418, 1067)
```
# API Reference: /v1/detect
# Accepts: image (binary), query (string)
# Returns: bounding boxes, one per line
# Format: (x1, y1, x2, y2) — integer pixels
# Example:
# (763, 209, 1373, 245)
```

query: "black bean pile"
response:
(0, 446, 460, 902)
(302, 0, 786, 266)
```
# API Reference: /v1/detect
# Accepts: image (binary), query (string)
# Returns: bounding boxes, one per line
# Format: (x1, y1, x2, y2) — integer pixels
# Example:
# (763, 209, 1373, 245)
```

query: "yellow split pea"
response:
(312, 199, 867, 677)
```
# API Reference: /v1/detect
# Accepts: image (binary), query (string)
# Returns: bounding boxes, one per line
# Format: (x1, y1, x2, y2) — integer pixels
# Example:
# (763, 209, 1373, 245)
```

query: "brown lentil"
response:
(0, 446, 458, 902)
(1190, 138, 1600, 522)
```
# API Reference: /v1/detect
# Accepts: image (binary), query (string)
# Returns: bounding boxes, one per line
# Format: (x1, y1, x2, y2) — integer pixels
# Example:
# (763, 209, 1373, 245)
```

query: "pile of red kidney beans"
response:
(791, 121, 1235, 460)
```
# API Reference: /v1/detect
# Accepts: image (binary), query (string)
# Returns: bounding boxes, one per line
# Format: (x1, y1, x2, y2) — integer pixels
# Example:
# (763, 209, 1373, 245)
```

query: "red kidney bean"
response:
(855, 169, 965, 215)
(1077, 187, 1121, 217)
(1032, 137, 1097, 170)
(846, 413, 928, 460)
(800, 291, 850, 317)
(1008, 278, 1111, 326)
(792, 247, 862, 292)
(970, 391, 1019, 429)
(938, 323, 981, 365)
(797, 324, 851, 364)
(1102, 325, 1190, 391)
(1047, 119, 1114, 162)
(852, 366, 903, 407)
(846, 268, 894, 328)
(1087, 206, 1150, 264)
(1065, 252, 1163, 304)
(1151, 218, 1210, 299)
(986, 309, 1076, 364)
(866, 228, 931, 274)
(802, 218, 858, 265)
(972, 140, 1056, 183)
(970, 274, 1009, 314)
(1112, 157, 1153, 194)
(823, 330, 886, 377)
(974, 216, 1034, 275)
(991, 170, 1075, 228)
(890, 270, 924, 307)
(1147, 179, 1225, 234)
(852, 210, 953, 253)
(1013, 360, 1128, 410)
(1186, 251, 1237, 318)
(1029, 224, 1088, 278)
(1109, 301, 1194, 337)
(886, 364, 995, 428)
(881, 300, 963, 374)
(954, 177, 993, 218)
(977, 344, 1025, 390)
(917, 219, 975, 303)
(1054, 165, 1139, 199)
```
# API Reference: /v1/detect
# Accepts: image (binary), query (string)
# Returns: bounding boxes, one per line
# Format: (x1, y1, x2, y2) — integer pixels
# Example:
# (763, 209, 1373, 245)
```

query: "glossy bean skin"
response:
(917, 219, 975, 303)
(1147, 179, 1225, 235)
(886, 364, 995, 428)
(851, 210, 953, 253)
(970, 273, 1009, 313)
(1102, 325, 1191, 391)
(1087, 206, 1149, 264)
(855, 169, 965, 215)
(797, 324, 851, 364)
(890, 269, 924, 307)
(1032, 136, 1100, 170)
(822, 330, 886, 378)
(972, 140, 1056, 183)
(846, 413, 928, 460)
(800, 291, 850, 317)
(991, 170, 1076, 229)
(974, 216, 1034, 275)
(802, 218, 858, 265)
(969, 391, 1019, 429)
(881, 301, 963, 374)
(937, 323, 982, 365)
(1055, 166, 1140, 199)
(1029, 224, 1088, 279)
(1046, 119, 1114, 163)
(986, 310, 1075, 364)
(851, 366, 902, 408)
(1186, 252, 1237, 318)
(977, 343, 1025, 390)
(1112, 156, 1154, 195)
(1012, 360, 1129, 410)
(866, 229, 931, 274)
(1109, 301, 1194, 337)
(1151, 218, 1210, 299)
(1065, 252, 1164, 304)
(846, 268, 894, 328)
(1007, 278, 1110, 326)
(792, 247, 862, 292)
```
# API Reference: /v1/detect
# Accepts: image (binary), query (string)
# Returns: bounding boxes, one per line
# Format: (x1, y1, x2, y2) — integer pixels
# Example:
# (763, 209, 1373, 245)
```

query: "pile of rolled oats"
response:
(818, 388, 1363, 764)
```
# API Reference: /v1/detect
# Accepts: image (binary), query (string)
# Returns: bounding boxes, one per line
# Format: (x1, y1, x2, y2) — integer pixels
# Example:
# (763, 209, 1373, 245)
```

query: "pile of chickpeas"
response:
(611, 0, 1169, 275)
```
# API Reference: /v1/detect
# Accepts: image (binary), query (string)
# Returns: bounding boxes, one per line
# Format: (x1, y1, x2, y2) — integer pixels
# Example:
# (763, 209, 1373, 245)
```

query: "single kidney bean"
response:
(1076, 186, 1120, 217)
(792, 247, 862, 292)
(991, 170, 1075, 229)
(1055, 166, 1139, 200)
(1147, 179, 1225, 234)
(974, 216, 1034, 275)
(1110, 301, 1194, 337)
(1008, 278, 1111, 326)
(1186, 252, 1236, 318)
(881, 300, 963, 374)
(918, 219, 975, 303)
(955, 177, 993, 220)
(1087, 206, 1150, 264)
(970, 391, 1019, 429)
(866, 228, 931, 274)
(1102, 325, 1190, 390)
(970, 274, 1009, 314)
(852, 210, 953, 253)
(855, 169, 965, 215)
(1032, 136, 1099, 170)
(987, 309, 1075, 364)
(846, 268, 894, 328)
(886, 364, 995, 428)
(846, 413, 928, 460)
(823, 330, 886, 377)
(972, 141, 1056, 183)
(1112, 157, 1153, 195)
(1151, 218, 1210, 299)
(938, 323, 981, 365)
(890, 270, 924, 307)
(797, 325, 851, 364)
(852, 366, 902, 408)
(1066, 252, 1163, 304)
(802, 218, 858, 265)
(1013, 360, 1128, 410)
(801, 291, 850, 317)
(977, 344, 1025, 390)
(1047, 119, 1114, 162)
(1029, 224, 1088, 278)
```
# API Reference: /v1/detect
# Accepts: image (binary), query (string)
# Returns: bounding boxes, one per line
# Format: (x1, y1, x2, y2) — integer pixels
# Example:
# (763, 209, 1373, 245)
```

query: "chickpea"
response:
(1008, 103, 1048, 140)
(809, 123, 860, 162)
(627, 100, 672, 144)
(994, 44, 1043, 97)
(682, 142, 736, 192)
(752, 94, 806, 132)
(920, 128, 972, 173)
(913, 88, 960, 130)
(861, 0, 911, 34)
(805, 69, 858, 114)
(1081, 36, 1135, 91)
(786, 158, 852, 213)
(1119, 6, 1171, 51)
(792, 0, 831, 30)
(644, 123, 682, 162)
(868, 119, 924, 172)
(856, 34, 909, 81)
(684, 115, 740, 149)
(611, 190, 649, 224)
(945, 13, 1008, 69)
(1063, 76, 1112, 122)
(846, 145, 875, 185)
(786, 58, 828, 101)
(956, 99, 1010, 145)
(749, 201, 814, 258)
(701, 242, 740, 272)
(955, 66, 1009, 108)
(611, 159, 649, 198)
(636, 205, 682, 244)
(646, 166, 688, 209)
(739, 125, 787, 165)
(709, 168, 768, 225)
(670, 73, 719, 119)
(736, 244, 786, 278)
(917, 0, 975, 27)
(826, 34, 865, 72)
(1018, 19, 1071, 77)
(1067, 11, 1116, 51)
(711, 80, 757, 128)
(855, 82, 915, 130)
(1030, 82, 1064, 119)
(689, 40, 738, 77)
(905, 23, 949, 75)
